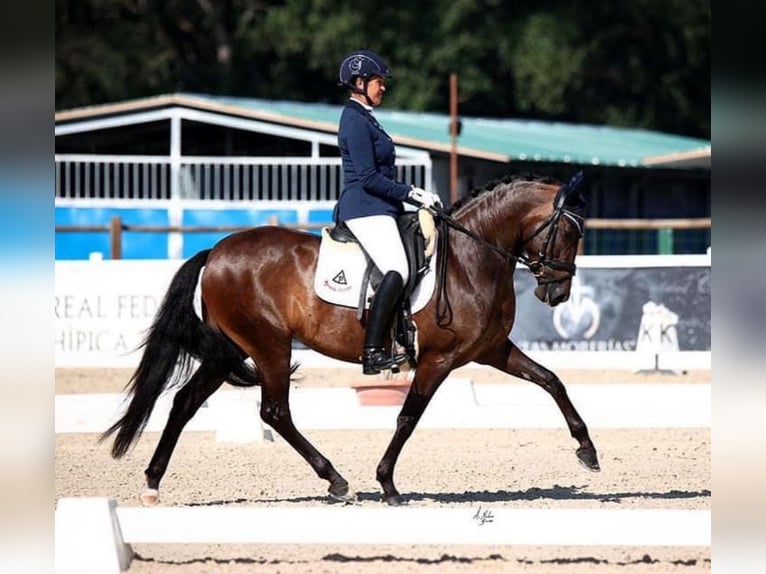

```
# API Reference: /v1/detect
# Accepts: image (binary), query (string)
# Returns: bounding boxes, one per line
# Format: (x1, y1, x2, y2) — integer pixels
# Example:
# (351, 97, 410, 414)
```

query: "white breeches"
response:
(345, 215, 409, 285)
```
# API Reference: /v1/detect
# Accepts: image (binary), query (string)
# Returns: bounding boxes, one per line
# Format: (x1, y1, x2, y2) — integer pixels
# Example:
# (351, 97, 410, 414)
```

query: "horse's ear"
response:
(555, 170, 587, 212)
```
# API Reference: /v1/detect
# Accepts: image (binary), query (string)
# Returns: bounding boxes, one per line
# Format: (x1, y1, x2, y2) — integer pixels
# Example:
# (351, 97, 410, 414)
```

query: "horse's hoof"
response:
(328, 481, 357, 504)
(329, 490, 358, 505)
(576, 447, 601, 472)
(140, 488, 160, 506)
(383, 494, 406, 506)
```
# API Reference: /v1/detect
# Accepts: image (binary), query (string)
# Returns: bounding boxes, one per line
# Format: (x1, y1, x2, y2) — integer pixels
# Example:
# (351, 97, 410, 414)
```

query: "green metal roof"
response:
(56, 92, 711, 168)
(194, 94, 709, 168)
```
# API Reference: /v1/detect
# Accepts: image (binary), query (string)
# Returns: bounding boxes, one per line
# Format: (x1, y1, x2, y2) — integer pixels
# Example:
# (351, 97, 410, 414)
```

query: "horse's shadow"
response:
(388, 485, 711, 504)
(185, 485, 710, 507)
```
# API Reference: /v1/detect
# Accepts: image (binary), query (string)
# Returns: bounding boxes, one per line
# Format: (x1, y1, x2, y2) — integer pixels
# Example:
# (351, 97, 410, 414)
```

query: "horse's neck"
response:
(456, 186, 535, 252)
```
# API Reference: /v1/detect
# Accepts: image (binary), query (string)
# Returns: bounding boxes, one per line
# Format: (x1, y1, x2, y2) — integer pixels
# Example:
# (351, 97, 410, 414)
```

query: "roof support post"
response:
(168, 112, 184, 258)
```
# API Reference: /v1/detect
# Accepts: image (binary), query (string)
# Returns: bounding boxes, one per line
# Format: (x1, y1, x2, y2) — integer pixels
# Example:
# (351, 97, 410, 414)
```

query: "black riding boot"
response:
(362, 271, 406, 375)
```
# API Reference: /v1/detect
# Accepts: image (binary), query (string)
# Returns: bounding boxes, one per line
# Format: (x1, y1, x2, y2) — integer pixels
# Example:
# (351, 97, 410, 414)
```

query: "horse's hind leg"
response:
(256, 355, 353, 502)
(479, 341, 600, 472)
(141, 364, 224, 505)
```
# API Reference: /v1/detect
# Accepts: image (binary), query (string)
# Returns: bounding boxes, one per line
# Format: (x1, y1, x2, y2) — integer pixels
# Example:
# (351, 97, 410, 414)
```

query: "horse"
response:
(101, 171, 600, 506)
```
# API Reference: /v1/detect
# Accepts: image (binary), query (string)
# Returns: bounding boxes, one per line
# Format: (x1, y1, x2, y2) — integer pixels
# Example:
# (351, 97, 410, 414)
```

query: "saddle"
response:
(330, 211, 435, 303)
(323, 210, 437, 370)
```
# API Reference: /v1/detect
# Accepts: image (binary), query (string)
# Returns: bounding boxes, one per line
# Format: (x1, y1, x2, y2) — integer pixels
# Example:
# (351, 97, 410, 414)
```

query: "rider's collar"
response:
(349, 97, 373, 112)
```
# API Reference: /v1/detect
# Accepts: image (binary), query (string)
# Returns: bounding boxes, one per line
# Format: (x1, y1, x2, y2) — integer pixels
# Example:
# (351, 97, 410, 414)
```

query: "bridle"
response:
(518, 206, 585, 284)
(434, 201, 584, 284)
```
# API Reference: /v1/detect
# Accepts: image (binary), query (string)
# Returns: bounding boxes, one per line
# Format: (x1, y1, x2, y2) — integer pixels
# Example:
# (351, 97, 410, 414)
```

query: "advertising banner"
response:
(54, 255, 711, 367)
(511, 259, 711, 352)
(55, 260, 181, 367)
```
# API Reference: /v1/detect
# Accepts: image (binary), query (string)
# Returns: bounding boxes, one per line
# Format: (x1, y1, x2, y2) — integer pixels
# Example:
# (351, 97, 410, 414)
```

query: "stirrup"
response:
(362, 347, 408, 375)
(389, 344, 413, 374)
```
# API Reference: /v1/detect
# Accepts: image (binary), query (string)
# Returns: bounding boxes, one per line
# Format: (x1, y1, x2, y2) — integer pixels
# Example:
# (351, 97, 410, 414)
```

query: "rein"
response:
(436, 209, 524, 264)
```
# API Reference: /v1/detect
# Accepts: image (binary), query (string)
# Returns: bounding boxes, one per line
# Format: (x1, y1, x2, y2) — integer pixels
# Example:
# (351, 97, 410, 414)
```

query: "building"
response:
(55, 93, 710, 259)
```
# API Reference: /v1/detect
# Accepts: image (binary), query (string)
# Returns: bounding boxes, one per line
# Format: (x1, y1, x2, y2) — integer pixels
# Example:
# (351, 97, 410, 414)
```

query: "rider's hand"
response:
(408, 187, 443, 209)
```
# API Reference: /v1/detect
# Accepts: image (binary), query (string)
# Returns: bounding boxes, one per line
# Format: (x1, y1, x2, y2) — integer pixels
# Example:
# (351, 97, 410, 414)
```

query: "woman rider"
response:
(335, 49, 442, 375)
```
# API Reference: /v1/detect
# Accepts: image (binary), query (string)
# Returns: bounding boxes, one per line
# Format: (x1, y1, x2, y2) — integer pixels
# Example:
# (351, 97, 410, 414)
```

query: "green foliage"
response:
(510, 11, 585, 116)
(55, 0, 710, 138)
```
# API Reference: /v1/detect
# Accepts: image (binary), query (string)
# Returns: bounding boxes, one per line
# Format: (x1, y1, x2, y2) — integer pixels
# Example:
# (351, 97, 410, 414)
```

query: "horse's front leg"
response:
(376, 363, 450, 505)
(478, 340, 600, 472)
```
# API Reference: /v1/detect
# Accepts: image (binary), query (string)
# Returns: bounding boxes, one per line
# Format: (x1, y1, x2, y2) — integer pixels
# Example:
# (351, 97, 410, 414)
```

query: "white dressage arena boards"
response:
(55, 376, 710, 573)
(56, 380, 711, 434)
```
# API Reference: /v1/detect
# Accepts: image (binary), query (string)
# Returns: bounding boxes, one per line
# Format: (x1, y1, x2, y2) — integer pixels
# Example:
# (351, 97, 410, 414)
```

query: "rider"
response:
(335, 49, 442, 375)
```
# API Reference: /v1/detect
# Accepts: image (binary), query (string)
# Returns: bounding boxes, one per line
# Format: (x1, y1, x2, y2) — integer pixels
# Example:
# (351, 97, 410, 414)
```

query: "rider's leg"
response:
(362, 270, 405, 374)
(345, 215, 409, 375)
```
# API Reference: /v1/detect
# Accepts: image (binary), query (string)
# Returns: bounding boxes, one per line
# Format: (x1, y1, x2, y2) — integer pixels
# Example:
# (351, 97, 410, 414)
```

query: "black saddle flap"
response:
(329, 220, 356, 242)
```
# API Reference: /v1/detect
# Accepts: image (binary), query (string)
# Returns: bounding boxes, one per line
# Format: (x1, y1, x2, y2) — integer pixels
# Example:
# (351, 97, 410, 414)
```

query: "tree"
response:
(55, 0, 710, 138)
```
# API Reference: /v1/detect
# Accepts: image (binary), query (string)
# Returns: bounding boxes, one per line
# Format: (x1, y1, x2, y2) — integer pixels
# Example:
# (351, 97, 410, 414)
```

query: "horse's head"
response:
(521, 172, 587, 306)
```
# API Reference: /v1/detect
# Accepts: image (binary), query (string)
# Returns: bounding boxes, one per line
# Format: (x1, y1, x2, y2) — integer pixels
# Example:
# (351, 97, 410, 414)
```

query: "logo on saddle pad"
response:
(313, 227, 437, 313)
(326, 269, 351, 291)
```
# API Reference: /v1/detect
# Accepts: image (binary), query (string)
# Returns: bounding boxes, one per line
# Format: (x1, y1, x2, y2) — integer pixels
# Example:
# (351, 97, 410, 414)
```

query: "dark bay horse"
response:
(102, 172, 600, 506)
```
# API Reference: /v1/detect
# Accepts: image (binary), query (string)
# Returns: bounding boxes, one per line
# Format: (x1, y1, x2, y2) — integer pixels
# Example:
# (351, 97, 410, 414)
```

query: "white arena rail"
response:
(55, 381, 712, 437)
(54, 497, 710, 574)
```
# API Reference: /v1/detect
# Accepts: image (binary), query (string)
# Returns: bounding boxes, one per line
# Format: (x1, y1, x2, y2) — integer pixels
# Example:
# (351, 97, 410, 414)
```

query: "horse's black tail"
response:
(100, 249, 260, 458)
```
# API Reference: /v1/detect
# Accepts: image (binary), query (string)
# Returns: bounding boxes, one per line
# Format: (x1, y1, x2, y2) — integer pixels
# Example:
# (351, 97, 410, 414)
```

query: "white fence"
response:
(55, 154, 432, 202)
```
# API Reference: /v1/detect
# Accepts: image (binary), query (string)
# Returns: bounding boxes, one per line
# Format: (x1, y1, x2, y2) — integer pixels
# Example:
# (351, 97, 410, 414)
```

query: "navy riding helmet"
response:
(338, 49, 391, 92)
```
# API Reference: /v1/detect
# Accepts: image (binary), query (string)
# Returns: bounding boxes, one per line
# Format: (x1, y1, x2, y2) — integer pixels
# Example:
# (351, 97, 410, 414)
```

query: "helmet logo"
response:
(348, 56, 364, 75)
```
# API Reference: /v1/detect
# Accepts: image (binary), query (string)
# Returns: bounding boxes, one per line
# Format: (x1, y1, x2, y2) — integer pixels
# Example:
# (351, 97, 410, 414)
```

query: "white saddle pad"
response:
(313, 227, 437, 314)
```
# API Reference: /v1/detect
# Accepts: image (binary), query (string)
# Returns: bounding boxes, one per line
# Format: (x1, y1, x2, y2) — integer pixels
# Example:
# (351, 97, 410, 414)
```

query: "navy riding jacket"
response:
(335, 100, 412, 222)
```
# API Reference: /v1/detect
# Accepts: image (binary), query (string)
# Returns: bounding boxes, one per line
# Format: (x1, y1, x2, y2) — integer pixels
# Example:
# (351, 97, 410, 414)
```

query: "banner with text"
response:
(55, 260, 182, 367)
(55, 257, 711, 367)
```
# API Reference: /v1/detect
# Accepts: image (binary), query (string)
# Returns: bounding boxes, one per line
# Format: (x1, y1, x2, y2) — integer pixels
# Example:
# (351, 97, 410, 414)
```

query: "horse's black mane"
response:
(444, 172, 558, 215)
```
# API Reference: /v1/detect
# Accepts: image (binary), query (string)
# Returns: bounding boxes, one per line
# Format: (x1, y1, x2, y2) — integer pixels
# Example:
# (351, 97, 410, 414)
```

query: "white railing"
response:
(55, 154, 432, 203)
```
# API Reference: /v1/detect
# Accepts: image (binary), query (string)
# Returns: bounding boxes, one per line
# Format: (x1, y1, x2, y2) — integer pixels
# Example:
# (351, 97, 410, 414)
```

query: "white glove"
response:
(408, 187, 442, 209)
